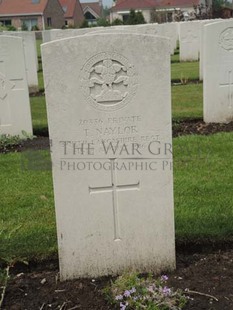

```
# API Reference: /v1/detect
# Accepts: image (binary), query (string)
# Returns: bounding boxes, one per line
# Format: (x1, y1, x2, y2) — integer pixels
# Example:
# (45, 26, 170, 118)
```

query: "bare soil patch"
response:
(2, 250, 233, 310)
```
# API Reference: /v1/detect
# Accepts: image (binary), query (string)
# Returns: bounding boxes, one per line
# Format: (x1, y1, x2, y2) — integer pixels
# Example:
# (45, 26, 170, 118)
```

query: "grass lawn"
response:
(172, 83, 203, 120)
(171, 49, 179, 63)
(36, 39, 42, 59)
(38, 70, 44, 91)
(30, 96, 48, 135)
(0, 151, 56, 262)
(174, 133, 233, 241)
(171, 61, 199, 81)
(0, 133, 232, 262)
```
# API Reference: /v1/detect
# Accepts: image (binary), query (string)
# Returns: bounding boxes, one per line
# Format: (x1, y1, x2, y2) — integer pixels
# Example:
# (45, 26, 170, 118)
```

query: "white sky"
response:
(80, 0, 113, 8)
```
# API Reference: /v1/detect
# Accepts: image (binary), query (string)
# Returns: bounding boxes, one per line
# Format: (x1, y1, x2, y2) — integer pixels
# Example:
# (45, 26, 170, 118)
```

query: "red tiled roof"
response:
(112, 0, 199, 11)
(0, 0, 48, 15)
(112, 0, 156, 11)
(59, 0, 76, 17)
(155, 0, 199, 7)
(81, 2, 101, 17)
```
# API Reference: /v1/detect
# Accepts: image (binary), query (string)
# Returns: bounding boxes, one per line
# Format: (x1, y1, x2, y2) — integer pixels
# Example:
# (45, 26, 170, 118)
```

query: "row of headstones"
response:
(41, 19, 233, 280)
(41, 19, 221, 68)
(0, 17, 229, 96)
(1, 19, 233, 137)
(41, 19, 226, 85)
(176, 19, 233, 122)
(0, 19, 232, 279)
(0, 20, 208, 99)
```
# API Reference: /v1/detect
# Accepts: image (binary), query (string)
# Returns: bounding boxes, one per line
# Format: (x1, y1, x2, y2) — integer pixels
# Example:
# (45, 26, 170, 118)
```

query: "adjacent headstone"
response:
(42, 33, 175, 280)
(179, 21, 200, 61)
(42, 28, 104, 43)
(203, 20, 233, 123)
(1, 31, 39, 92)
(88, 24, 161, 36)
(199, 19, 221, 81)
(160, 23, 178, 54)
(0, 36, 32, 135)
(89, 24, 176, 55)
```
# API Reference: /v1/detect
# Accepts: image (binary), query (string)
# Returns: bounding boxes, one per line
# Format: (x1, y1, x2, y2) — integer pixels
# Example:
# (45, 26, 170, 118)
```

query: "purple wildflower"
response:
(115, 294, 123, 301)
(162, 286, 171, 296)
(130, 287, 136, 294)
(124, 290, 131, 297)
(161, 275, 169, 282)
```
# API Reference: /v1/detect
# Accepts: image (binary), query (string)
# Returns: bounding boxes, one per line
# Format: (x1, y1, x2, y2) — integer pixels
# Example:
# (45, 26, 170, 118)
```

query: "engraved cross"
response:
(220, 70, 233, 109)
(89, 159, 140, 241)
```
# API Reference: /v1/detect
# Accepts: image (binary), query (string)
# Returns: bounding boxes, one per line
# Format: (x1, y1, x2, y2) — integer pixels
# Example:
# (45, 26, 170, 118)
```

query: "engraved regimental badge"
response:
(219, 27, 233, 51)
(81, 52, 138, 111)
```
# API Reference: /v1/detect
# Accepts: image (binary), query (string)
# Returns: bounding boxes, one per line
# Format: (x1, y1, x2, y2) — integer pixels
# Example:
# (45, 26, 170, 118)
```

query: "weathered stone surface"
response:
(42, 28, 104, 43)
(42, 33, 175, 280)
(204, 20, 233, 123)
(199, 19, 221, 81)
(179, 21, 200, 62)
(0, 36, 32, 135)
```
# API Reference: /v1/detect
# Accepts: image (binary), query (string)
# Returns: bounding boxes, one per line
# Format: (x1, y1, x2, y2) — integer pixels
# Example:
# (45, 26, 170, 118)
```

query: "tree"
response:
(125, 9, 146, 25)
(112, 18, 123, 25)
(212, 0, 232, 17)
(97, 18, 110, 27)
(135, 11, 146, 24)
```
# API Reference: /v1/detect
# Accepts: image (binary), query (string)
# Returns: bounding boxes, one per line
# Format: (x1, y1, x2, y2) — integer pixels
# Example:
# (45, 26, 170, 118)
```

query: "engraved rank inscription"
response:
(81, 52, 138, 111)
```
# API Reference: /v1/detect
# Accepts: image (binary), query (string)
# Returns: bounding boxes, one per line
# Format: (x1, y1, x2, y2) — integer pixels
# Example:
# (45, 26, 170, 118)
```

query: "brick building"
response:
(0, 0, 65, 30)
(59, 0, 84, 27)
(110, 0, 211, 23)
(81, 1, 102, 25)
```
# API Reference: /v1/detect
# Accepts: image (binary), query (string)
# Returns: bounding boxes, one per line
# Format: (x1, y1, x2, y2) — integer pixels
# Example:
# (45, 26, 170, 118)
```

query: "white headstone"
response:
(159, 23, 178, 55)
(0, 36, 32, 136)
(42, 28, 104, 43)
(204, 20, 233, 123)
(2, 31, 39, 92)
(88, 24, 175, 55)
(42, 33, 175, 280)
(88, 24, 161, 36)
(179, 21, 200, 61)
(199, 19, 221, 81)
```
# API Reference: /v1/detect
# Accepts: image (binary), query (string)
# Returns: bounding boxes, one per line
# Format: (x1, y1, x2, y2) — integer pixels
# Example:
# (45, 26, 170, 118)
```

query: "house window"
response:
(65, 20, 68, 26)
(63, 6, 67, 13)
(84, 12, 97, 25)
(122, 14, 129, 23)
(21, 18, 38, 30)
(47, 17, 52, 27)
(32, 0, 40, 3)
(0, 19, 12, 26)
